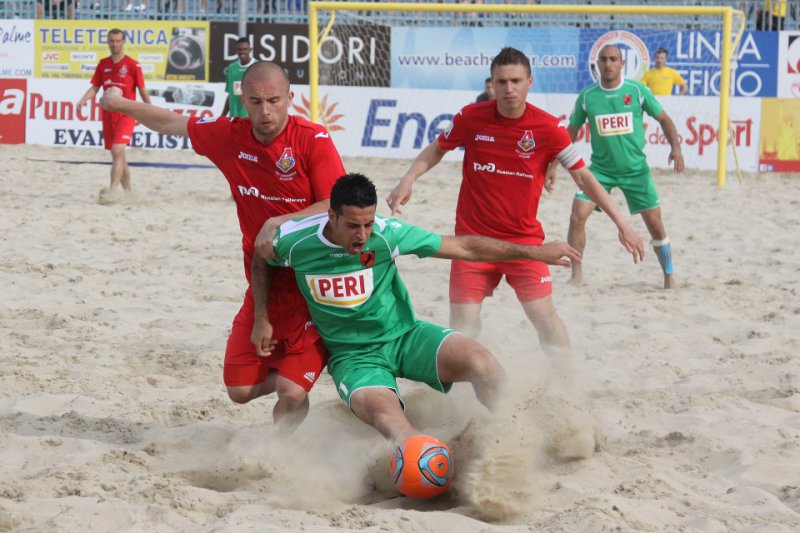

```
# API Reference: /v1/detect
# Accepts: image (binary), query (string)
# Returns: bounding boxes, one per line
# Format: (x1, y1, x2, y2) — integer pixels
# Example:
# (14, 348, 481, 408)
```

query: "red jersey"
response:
(187, 115, 345, 282)
(90, 55, 145, 100)
(438, 101, 585, 244)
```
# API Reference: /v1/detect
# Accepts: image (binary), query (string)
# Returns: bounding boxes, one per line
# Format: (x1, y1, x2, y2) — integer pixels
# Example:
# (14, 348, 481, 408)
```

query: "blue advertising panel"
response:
(577, 29, 778, 97)
(391, 27, 581, 93)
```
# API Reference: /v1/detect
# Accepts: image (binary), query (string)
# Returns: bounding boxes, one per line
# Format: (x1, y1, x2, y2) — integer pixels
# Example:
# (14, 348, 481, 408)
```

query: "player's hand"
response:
(251, 316, 277, 357)
(255, 218, 280, 261)
(99, 86, 124, 112)
(386, 180, 414, 216)
(545, 165, 558, 193)
(669, 149, 685, 173)
(533, 241, 582, 266)
(617, 224, 645, 264)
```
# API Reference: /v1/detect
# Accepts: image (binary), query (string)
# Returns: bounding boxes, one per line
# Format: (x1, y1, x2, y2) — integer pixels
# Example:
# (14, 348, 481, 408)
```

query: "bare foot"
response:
(664, 274, 676, 289)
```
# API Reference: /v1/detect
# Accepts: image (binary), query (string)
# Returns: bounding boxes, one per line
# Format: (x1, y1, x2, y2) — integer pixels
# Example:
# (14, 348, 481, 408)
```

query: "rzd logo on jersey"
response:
(306, 269, 374, 308)
(276, 147, 296, 173)
(595, 112, 633, 136)
(517, 130, 535, 152)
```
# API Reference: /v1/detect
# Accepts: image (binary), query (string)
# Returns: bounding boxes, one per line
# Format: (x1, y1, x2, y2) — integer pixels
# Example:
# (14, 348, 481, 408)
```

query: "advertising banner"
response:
(759, 98, 800, 172)
(35, 21, 209, 82)
(289, 86, 760, 171)
(390, 27, 580, 93)
(208, 22, 390, 86)
(577, 29, 779, 97)
(24, 78, 225, 150)
(0, 20, 35, 79)
(776, 31, 800, 97)
(0, 78, 28, 144)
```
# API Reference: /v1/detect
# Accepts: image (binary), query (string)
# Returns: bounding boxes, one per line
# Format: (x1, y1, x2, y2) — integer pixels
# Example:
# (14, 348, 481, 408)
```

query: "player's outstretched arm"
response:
(255, 199, 331, 261)
(655, 111, 685, 173)
(568, 166, 645, 264)
(100, 86, 189, 137)
(77, 85, 99, 108)
(250, 257, 277, 357)
(435, 235, 580, 266)
(386, 141, 447, 216)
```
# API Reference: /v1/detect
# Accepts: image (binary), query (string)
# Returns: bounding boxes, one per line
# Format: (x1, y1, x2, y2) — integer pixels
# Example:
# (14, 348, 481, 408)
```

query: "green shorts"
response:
(327, 321, 456, 409)
(575, 167, 660, 214)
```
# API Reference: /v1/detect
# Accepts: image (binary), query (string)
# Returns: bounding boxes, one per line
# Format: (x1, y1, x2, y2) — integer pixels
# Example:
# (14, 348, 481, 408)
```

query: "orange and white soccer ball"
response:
(389, 434, 454, 498)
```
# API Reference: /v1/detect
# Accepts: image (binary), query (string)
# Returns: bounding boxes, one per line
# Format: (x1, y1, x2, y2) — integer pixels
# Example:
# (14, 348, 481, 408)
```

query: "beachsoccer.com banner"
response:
(35, 21, 209, 82)
(391, 27, 779, 97)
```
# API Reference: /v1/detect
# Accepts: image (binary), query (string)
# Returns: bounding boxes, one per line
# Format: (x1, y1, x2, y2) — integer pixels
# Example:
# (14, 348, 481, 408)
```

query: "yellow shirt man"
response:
(640, 48, 688, 96)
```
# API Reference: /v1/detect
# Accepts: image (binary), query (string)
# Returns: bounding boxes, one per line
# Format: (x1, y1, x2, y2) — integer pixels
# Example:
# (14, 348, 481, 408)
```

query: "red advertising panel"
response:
(0, 78, 27, 144)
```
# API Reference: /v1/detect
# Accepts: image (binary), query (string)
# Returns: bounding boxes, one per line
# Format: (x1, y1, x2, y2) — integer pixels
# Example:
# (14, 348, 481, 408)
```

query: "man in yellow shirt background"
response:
(640, 48, 688, 96)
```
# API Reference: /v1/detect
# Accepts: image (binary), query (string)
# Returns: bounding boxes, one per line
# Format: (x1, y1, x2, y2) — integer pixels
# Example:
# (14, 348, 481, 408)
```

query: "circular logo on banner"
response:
(588, 31, 650, 83)
(787, 35, 800, 74)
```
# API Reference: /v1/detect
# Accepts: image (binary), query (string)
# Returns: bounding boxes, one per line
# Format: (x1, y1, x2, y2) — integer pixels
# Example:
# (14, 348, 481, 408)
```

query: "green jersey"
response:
(224, 58, 257, 118)
(270, 213, 442, 350)
(569, 78, 663, 178)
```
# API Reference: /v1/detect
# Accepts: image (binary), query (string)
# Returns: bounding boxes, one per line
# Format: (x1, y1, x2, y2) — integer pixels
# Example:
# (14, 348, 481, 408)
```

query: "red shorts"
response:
(102, 110, 136, 150)
(223, 282, 327, 391)
(449, 258, 552, 304)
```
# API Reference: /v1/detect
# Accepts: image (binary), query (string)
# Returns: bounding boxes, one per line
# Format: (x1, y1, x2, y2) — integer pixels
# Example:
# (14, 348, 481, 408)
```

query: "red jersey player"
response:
(78, 28, 150, 201)
(388, 47, 644, 368)
(100, 62, 346, 431)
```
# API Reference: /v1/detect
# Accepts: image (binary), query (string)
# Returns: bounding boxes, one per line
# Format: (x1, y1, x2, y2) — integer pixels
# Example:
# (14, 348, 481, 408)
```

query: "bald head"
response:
(599, 44, 622, 59)
(241, 61, 290, 92)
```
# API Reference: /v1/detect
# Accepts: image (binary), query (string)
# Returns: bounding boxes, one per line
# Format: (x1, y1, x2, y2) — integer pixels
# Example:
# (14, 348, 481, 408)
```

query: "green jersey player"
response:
(221, 37, 257, 118)
(251, 173, 581, 442)
(563, 44, 684, 289)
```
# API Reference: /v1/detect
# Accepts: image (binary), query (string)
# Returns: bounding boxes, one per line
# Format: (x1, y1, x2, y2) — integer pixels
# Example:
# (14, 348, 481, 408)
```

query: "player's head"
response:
(489, 47, 532, 118)
(655, 47, 668, 68)
(241, 62, 293, 144)
(328, 173, 378, 255)
(484, 77, 496, 100)
(597, 45, 624, 85)
(236, 37, 252, 63)
(107, 28, 125, 56)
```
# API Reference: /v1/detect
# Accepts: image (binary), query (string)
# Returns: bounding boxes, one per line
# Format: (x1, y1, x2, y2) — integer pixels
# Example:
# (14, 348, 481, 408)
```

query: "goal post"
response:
(308, 2, 746, 186)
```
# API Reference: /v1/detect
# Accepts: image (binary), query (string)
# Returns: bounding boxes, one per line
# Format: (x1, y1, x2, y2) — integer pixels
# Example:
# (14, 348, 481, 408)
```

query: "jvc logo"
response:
(473, 162, 496, 172)
(237, 185, 259, 197)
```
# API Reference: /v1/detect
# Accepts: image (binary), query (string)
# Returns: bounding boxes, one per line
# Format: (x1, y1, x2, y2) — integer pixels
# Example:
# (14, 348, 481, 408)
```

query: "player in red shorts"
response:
(100, 62, 346, 431)
(78, 28, 150, 201)
(388, 47, 645, 368)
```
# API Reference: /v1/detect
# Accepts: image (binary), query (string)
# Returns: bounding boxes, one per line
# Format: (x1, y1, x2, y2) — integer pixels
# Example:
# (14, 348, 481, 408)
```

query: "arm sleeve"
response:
(385, 218, 442, 259)
(134, 62, 146, 90)
(568, 94, 587, 128)
(267, 226, 289, 267)
(436, 108, 468, 151)
(641, 84, 664, 118)
(89, 63, 102, 88)
(187, 116, 231, 158)
(306, 128, 346, 201)
(550, 123, 585, 170)
(673, 69, 686, 87)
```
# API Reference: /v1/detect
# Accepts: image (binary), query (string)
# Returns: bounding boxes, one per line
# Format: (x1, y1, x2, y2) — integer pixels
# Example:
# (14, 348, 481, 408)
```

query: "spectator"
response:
(475, 77, 495, 103)
(36, 0, 74, 19)
(757, 0, 787, 31)
(640, 48, 688, 96)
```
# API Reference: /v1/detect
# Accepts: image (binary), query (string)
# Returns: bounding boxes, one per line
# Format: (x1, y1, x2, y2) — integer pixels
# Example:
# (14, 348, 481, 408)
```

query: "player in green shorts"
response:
(221, 37, 258, 118)
(250, 173, 582, 442)
(561, 44, 684, 289)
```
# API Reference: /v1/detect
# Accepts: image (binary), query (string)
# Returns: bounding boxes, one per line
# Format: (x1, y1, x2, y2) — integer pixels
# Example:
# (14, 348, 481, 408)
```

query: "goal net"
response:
(307, 2, 746, 185)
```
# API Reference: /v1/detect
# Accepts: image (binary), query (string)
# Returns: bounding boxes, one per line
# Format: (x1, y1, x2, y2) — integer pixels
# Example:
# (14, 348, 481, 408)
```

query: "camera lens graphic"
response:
(168, 32, 204, 72)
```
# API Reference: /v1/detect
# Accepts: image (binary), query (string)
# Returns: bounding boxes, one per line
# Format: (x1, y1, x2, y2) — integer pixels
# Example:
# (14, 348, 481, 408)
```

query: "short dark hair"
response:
(236, 37, 250, 45)
(330, 173, 378, 214)
(484, 77, 492, 83)
(108, 28, 124, 39)
(490, 47, 531, 77)
(656, 47, 668, 56)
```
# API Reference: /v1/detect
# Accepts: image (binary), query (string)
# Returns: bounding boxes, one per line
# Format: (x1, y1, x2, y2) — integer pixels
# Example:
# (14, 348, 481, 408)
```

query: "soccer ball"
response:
(389, 434, 454, 498)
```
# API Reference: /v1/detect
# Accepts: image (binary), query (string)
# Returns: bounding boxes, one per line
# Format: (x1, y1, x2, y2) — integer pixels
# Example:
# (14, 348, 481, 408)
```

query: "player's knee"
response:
(465, 346, 504, 382)
(569, 208, 588, 229)
(226, 385, 256, 404)
(276, 381, 309, 409)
